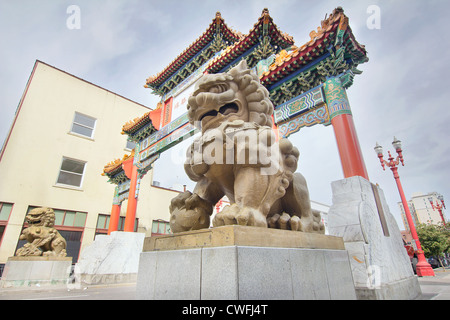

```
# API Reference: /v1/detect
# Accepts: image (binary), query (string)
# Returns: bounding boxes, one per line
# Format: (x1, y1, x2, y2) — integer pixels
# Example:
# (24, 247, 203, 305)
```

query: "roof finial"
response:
(215, 12, 222, 24)
(261, 8, 270, 24)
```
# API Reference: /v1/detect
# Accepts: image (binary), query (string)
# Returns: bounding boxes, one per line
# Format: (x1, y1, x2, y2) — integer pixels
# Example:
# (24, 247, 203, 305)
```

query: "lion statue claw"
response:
(169, 60, 324, 234)
(169, 191, 212, 233)
(16, 207, 67, 257)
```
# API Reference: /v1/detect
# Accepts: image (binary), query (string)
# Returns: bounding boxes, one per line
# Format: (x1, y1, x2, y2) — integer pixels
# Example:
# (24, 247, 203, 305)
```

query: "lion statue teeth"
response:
(169, 60, 325, 234)
(16, 207, 67, 257)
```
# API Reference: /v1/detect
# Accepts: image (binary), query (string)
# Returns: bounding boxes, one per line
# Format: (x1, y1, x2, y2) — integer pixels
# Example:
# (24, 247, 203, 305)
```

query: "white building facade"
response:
(398, 192, 446, 231)
(0, 61, 176, 264)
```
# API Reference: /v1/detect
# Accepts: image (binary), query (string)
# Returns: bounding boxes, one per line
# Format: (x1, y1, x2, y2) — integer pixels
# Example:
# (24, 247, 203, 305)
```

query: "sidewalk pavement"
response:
(416, 268, 450, 300)
(0, 269, 449, 300)
(0, 282, 137, 300)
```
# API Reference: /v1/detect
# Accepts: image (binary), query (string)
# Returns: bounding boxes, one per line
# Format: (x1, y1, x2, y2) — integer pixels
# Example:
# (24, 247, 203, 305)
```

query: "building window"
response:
(71, 112, 96, 138)
(56, 157, 86, 188)
(96, 214, 110, 230)
(151, 219, 171, 236)
(0, 203, 13, 245)
(53, 209, 87, 227)
(95, 214, 139, 235)
(26, 206, 87, 228)
(0, 203, 13, 221)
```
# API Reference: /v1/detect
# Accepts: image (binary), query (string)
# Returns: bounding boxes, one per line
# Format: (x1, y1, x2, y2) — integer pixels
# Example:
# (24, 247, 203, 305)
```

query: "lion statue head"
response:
(25, 207, 56, 228)
(187, 60, 274, 133)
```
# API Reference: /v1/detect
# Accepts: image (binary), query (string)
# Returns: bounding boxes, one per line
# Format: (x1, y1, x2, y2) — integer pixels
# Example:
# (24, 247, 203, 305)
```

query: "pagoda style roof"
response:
(144, 7, 367, 102)
(139, 7, 368, 113)
(260, 7, 367, 89)
(122, 111, 152, 135)
(102, 151, 134, 179)
(145, 12, 242, 94)
(121, 108, 160, 142)
(144, 9, 295, 97)
(207, 8, 295, 74)
(256, 7, 369, 106)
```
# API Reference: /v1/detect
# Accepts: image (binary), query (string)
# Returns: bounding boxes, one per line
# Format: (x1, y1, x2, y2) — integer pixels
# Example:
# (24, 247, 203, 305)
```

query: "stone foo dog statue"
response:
(16, 207, 67, 257)
(169, 60, 324, 234)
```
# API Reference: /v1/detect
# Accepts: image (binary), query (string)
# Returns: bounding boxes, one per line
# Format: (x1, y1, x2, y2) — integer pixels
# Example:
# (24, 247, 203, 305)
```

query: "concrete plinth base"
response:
(356, 275, 423, 300)
(136, 226, 356, 300)
(328, 176, 422, 300)
(74, 231, 145, 285)
(0, 256, 72, 288)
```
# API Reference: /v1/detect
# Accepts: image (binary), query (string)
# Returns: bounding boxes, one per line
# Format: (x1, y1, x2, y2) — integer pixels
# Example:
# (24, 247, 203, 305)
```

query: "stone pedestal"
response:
(0, 256, 72, 288)
(75, 231, 145, 285)
(136, 226, 356, 300)
(328, 176, 422, 300)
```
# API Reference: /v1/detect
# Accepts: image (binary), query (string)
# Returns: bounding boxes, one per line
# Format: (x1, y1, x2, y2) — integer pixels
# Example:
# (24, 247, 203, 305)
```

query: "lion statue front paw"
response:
(169, 191, 213, 233)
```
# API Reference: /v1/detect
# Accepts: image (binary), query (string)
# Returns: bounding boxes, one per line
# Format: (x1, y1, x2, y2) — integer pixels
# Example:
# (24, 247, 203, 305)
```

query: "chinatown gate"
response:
(101, 7, 421, 299)
(102, 7, 368, 232)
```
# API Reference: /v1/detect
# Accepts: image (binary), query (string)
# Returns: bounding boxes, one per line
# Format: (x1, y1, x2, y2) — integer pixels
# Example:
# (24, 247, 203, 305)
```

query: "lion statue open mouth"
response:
(169, 60, 324, 234)
(16, 207, 67, 257)
(188, 61, 273, 133)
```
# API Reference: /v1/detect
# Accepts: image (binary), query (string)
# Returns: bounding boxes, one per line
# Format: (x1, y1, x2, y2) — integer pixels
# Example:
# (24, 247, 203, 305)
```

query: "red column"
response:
(331, 114, 369, 179)
(324, 77, 369, 180)
(122, 157, 138, 232)
(108, 204, 121, 235)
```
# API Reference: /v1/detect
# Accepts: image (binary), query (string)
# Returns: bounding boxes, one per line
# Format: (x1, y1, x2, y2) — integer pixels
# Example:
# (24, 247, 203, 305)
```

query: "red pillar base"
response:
(416, 260, 435, 277)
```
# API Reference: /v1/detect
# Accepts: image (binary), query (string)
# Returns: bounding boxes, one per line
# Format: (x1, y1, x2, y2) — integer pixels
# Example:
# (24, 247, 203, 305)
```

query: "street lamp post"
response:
(374, 137, 435, 277)
(429, 196, 446, 226)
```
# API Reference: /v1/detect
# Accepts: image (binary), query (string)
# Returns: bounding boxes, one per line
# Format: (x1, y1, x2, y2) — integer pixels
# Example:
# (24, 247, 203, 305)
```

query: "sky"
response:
(0, 0, 449, 229)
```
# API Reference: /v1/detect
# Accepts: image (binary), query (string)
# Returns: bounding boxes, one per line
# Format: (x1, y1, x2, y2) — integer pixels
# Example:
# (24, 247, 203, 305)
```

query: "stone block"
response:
(323, 250, 356, 299)
(237, 247, 293, 300)
(28, 261, 54, 280)
(154, 249, 202, 300)
(136, 246, 356, 300)
(328, 203, 361, 228)
(75, 231, 145, 285)
(328, 224, 365, 242)
(2, 260, 33, 281)
(51, 260, 73, 279)
(201, 246, 238, 300)
(289, 249, 330, 299)
(328, 176, 422, 300)
(136, 228, 357, 300)
(1, 256, 72, 288)
(344, 241, 370, 287)
(136, 252, 158, 299)
(136, 249, 202, 300)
